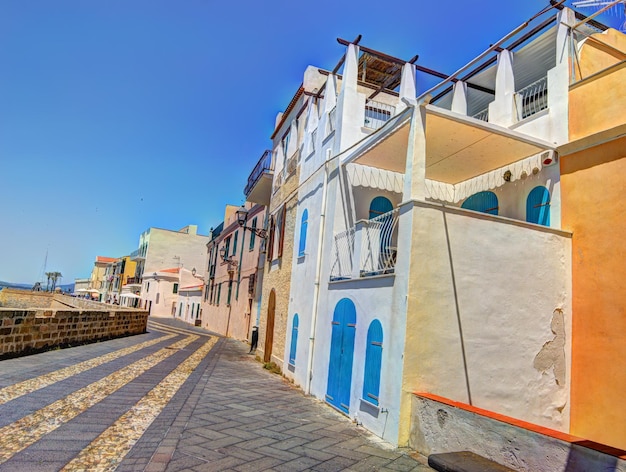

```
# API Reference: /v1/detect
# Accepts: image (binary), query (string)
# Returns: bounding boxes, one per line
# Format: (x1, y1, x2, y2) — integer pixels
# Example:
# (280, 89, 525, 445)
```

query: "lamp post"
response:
(236, 206, 267, 239)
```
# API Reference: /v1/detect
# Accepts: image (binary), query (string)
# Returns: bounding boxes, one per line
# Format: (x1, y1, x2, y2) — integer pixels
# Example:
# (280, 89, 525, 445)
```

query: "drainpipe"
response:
(305, 155, 330, 395)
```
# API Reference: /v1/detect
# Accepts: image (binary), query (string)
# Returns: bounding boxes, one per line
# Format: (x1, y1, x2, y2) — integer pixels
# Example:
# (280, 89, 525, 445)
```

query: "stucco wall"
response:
(402, 201, 572, 439)
(561, 136, 626, 450)
(410, 394, 626, 472)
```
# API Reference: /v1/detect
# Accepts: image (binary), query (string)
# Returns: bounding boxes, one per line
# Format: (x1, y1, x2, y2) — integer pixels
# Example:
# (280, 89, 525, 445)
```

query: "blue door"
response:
(526, 186, 550, 226)
(369, 196, 393, 219)
(326, 298, 357, 414)
(461, 191, 499, 215)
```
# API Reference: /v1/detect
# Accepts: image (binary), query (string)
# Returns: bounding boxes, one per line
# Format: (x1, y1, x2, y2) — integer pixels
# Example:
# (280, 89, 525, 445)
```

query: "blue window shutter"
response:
(233, 231, 238, 255)
(461, 191, 499, 215)
(289, 314, 299, 365)
(369, 197, 393, 219)
(363, 320, 383, 406)
(298, 210, 308, 257)
(526, 186, 550, 226)
(249, 217, 257, 250)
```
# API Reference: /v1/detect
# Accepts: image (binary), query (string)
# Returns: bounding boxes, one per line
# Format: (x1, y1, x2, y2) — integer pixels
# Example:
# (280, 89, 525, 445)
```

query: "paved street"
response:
(0, 317, 431, 471)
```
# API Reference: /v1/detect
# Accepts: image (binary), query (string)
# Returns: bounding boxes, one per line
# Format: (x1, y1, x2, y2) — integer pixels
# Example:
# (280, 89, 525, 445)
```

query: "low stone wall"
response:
(0, 290, 148, 359)
(0, 289, 54, 309)
(410, 393, 626, 472)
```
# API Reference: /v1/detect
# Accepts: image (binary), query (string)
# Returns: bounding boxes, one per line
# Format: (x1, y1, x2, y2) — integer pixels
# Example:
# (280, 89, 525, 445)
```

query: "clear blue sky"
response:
(1, 0, 582, 284)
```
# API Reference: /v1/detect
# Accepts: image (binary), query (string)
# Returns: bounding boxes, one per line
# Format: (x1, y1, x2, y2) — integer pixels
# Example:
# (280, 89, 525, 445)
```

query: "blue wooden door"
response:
(369, 196, 393, 219)
(526, 186, 550, 226)
(363, 320, 383, 406)
(461, 191, 499, 215)
(326, 298, 357, 414)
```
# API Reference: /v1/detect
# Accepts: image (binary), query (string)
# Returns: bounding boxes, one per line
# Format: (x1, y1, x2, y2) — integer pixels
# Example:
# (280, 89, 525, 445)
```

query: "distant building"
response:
(89, 256, 117, 300)
(125, 225, 209, 313)
(201, 203, 266, 340)
(102, 256, 137, 304)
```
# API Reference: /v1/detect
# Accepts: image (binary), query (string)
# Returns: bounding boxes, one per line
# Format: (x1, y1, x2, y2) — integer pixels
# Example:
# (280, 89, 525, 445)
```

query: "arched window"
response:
(369, 196, 393, 219)
(461, 191, 499, 215)
(289, 314, 299, 366)
(526, 186, 550, 226)
(298, 210, 308, 257)
(363, 320, 383, 406)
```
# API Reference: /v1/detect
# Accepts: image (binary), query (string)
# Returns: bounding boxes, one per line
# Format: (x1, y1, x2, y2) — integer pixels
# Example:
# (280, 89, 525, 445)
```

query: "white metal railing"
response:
(364, 100, 396, 130)
(516, 76, 548, 120)
(329, 208, 399, 281)
(330, 228, 355, 280)
(472, 108, 489, 122)
(359, 208, 399, 276)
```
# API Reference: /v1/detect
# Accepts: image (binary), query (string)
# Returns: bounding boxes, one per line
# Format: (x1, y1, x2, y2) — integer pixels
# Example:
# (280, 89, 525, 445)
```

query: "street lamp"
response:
(236, 206, 267, 238)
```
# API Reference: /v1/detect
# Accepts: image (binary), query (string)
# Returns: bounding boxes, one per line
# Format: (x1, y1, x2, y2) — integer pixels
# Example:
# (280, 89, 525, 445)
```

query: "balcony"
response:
(124, 277, 142, 286)
(130, 248, 146, 261)
(516, 76, 548, 120)
(364, 100, 396, 130)
(330, 208, 399, 281)
(244, 150, 273, 205)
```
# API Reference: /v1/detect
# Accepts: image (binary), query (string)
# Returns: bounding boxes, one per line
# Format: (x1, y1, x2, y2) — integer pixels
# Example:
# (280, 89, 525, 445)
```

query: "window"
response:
(178, 303, 183, 317)
(227, 276, 233, 306)
(298, 210, 308, 257)
(274, 205, 286, 259)
(223, 237, 231, 258)
(233, 230, 238, 256)
(289, 314, 299, 366)
(526, 186, 550, 226)
(249, 217, 257, 250)
(173, 283, 178, 294)
(461, 191, 499, 215)
(363, 320, 383, 406)
(217, 283, 221, 305)
(146, 282, 150, 293)
(210, 281, 215, 304)
(156, 293, 160, 304)
(267, 215, 276, 260)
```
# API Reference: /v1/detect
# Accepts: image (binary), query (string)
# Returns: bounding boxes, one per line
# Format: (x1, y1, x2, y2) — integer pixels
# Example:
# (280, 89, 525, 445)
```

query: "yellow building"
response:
(559, 26, 626, 450)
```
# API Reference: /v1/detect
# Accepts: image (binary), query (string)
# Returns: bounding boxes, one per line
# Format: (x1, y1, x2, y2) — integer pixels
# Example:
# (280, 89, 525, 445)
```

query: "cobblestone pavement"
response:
(0, 317, 432, 471)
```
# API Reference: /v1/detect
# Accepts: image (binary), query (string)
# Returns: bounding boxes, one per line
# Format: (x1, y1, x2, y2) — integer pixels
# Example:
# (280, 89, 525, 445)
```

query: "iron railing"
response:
(517, 76, 548, 120)
(244, 150, 273, 196)
(359, 208, 399, 276)
(364, 100, 396, 130)
(330, 228, 355, 281)
(472, 108, 489, 122)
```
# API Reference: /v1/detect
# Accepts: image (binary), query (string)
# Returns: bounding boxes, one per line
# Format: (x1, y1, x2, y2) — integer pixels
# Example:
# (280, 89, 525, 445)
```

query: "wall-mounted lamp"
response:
(191, 267, 196, 276)
(236, 206, 268, 239)
(219, 246, 230, 262)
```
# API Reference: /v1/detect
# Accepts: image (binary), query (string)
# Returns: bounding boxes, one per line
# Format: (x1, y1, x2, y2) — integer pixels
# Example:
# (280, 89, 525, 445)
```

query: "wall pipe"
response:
(305, 155, 330, 395)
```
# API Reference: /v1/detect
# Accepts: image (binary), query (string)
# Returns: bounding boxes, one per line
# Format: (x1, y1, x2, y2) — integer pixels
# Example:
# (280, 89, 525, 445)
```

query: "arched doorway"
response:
(326, 298, 357, 414)
(461, 191, 499, 215)
(526, 186, 550, 226)
(369, 196, 393, 219)
(264, 289, 276, 363)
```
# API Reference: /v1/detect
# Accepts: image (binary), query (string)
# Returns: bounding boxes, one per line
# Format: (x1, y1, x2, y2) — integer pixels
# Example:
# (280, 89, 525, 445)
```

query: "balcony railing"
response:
(330, 208, 399, 281)
(517, 76, 548, 120)
(244, 150, 273, 196)
(125, 277, 141, 285)
(364, 100, 395, 130)
(330, 228, 355, 281)
(359, 209, 399, 276)
(472, 108, 489, 122)
(129, 248, 146, 261)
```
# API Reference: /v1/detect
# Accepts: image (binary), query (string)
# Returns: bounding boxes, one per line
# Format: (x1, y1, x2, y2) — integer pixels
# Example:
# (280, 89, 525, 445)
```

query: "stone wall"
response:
(0, 289, 54, 309)
(0, 289, 148, 358)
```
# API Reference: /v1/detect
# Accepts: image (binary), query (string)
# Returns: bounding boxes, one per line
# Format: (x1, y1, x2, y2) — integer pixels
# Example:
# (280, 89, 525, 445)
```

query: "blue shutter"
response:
(298, 210, 308, 257)
(249, 217, 257, 250)
(461, 191, 499, 215)
(289, 314, 299, 365)
(369, 196, 393, 219)
(233, 231, 238, 255)
(363, 320, 383, 406)
(526, 186, 550, 226)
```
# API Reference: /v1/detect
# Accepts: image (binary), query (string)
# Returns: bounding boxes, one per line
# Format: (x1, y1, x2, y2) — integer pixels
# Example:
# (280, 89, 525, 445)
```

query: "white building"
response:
(263, 7, 581, 448)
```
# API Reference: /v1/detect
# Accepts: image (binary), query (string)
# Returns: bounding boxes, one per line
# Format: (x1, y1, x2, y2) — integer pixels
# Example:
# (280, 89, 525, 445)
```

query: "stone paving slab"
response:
(0, 316, 432, 471)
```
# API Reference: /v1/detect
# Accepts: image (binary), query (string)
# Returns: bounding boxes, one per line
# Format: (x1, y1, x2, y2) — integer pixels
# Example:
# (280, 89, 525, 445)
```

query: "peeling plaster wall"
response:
(409, 395, 626, 472)
(401, 201, 572, 441)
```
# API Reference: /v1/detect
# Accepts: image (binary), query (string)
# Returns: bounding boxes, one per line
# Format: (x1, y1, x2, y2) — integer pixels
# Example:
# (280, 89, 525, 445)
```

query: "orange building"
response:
(559, 27, 626, 449)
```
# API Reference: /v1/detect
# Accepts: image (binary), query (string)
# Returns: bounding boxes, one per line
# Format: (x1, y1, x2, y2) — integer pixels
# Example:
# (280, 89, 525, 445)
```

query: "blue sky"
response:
(0, 0, 581, 283)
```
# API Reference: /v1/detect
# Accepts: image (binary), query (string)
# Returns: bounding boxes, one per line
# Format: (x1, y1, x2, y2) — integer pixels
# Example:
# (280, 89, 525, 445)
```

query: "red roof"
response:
(96, 256, 117, 263)
(180, 284, 204, 291)
(160, 268, 180, 274)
